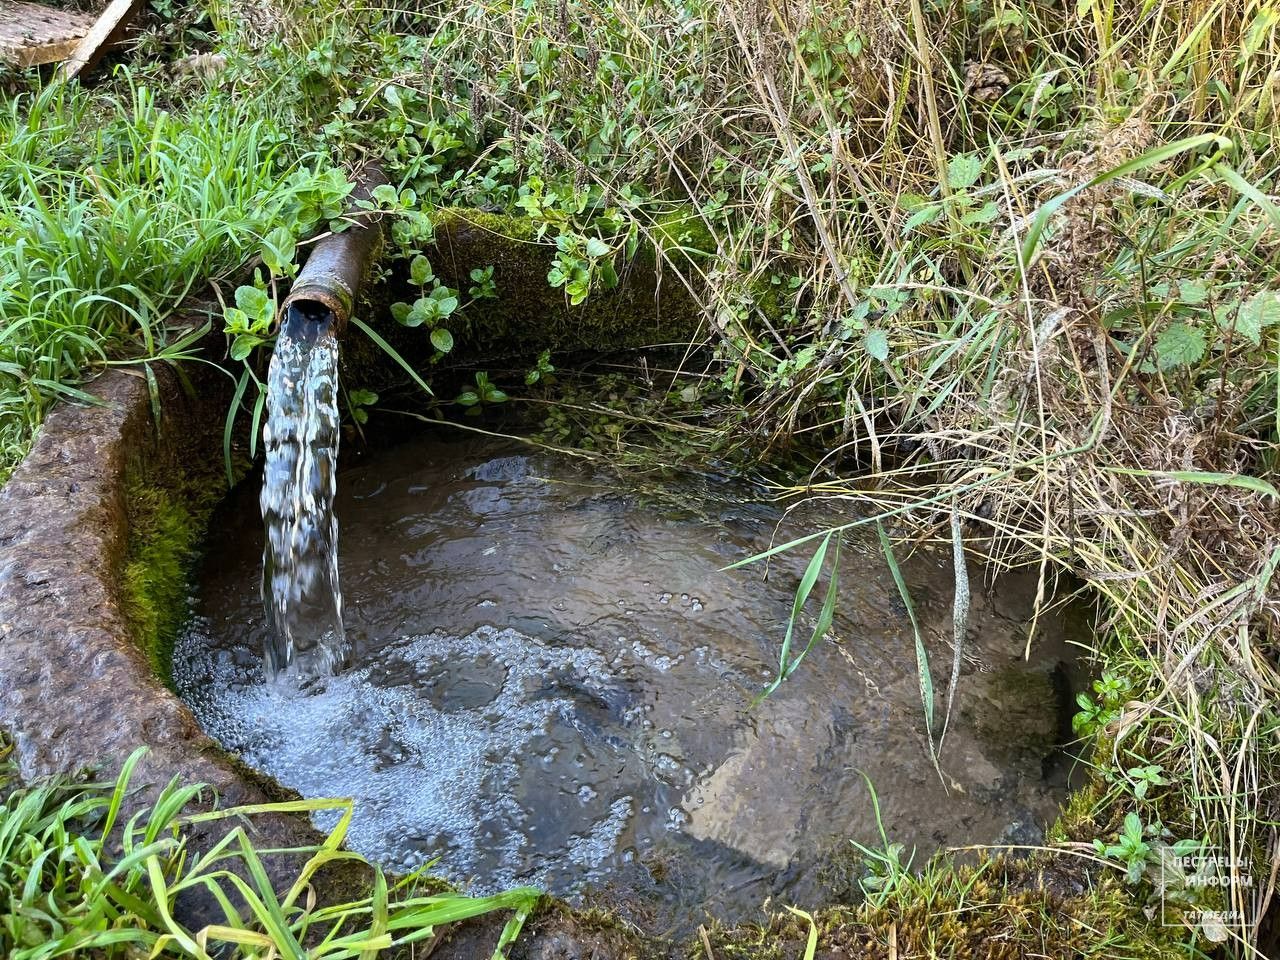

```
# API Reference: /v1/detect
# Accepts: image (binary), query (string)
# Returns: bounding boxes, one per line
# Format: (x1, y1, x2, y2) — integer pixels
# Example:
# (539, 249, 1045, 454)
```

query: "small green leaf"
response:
(903, 203, 942, 232)
(410, 255, 434, 287)
(864, 329, 890, 362)
(1177, 280, 1208, 305)
(230, 334, 262, 361)
(223, 307, 249, 334)
(1233, 290, 1280, 345)
(260, 226, 297, 278)
(584, 237, 611, 258)
(404, 299, 431, 328)
(371, 184, 399, 207)
(1154, 322, 1206, 370)
(456, 390, 480, 407)
(390, 302, 412, 325)
(1123, 812, 1143, 841)
(235, 285, 272, 322)
(468, 265, 498, 299)
(431, 328, 454, 353)
(961, 201, 1000, 225)
(430, 286, 459, 316)
(947, 153, 982, 191)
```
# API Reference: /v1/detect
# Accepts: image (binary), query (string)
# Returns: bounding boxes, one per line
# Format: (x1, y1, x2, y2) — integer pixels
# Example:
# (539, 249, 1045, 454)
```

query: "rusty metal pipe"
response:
(282, 164, 388, 334)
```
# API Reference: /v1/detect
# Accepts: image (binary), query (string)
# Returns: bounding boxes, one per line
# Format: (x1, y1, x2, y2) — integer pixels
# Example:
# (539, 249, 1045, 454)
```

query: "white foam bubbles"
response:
(174, 625, 638, 892)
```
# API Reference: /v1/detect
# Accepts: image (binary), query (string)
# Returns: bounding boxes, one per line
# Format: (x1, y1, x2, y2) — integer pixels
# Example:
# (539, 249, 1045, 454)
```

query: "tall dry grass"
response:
(387, 0, 1280, 948)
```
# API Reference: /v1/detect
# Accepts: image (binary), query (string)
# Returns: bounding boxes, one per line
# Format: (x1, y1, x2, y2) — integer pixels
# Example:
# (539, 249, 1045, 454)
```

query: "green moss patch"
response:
(120, 478, 205, 688)
(119, 446, 230, 690)
(702, 854, 1191, 960)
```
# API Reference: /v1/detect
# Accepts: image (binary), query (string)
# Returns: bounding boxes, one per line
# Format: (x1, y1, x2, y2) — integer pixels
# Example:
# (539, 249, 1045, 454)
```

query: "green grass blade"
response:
(144, 855, 211, 960)
(1213, 162, 1280, 231)
(778, 533, 830, 674)
(1020, 133, 1229, 265)
(100, 746, 146, 840)
(384, 887, 542, 934)
(939, 504, 969, 750)
(357, 869, 388, 960)
(490, 894, 535, 960)
(224, 367, 252, 488)
(754, 531, 839, 702)
(877, 522, 936, 753)
(1104, 467, 1278, 499)
(348, 315, 435, 396)
(783, 906, 819, 960)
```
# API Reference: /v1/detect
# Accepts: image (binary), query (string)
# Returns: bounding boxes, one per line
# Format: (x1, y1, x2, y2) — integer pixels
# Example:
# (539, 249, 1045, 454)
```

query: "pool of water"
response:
(174, 433, 1084, 934)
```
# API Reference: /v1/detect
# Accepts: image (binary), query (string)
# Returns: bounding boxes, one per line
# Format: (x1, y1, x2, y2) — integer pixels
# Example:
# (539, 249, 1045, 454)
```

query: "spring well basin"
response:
(175, 432, 1083, 935)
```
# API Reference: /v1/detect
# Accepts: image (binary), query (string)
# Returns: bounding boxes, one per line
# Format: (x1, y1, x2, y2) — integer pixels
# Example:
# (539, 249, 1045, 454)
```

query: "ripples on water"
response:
(178, 435, 1082, 933)
(259, 310, 346, 674)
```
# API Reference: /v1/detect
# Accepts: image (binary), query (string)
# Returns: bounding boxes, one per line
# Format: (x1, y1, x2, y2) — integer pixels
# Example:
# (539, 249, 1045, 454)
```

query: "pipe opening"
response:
(281, 299, 337, 343)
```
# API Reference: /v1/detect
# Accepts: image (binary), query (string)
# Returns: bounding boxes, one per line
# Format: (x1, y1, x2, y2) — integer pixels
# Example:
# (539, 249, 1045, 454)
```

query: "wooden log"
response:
(56, 0, 143, 79)
(0, 1, 96, 68)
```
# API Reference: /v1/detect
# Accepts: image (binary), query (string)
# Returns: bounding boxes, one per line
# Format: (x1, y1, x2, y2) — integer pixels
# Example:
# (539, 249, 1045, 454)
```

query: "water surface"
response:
(175, 434, 1082, 933)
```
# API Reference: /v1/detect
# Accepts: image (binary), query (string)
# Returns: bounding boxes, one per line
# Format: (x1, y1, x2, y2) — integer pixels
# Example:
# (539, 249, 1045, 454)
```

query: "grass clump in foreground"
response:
(0, 744, 538, 959)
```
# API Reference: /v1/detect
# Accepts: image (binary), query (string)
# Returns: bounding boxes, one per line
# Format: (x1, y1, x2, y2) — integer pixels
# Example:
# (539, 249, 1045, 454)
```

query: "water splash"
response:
(260, 305, 346, 674)
(175, 626, 637, 891)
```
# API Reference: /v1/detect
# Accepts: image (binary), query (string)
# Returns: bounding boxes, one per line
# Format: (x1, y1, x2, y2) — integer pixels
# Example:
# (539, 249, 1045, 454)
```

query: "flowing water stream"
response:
(259, 308, 347, 674)
(176, 432, 1085, 934)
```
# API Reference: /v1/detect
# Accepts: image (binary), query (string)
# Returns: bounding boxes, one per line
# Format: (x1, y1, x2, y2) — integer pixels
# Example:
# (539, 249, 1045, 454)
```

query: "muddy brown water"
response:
(174, 433, 1085, 935)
